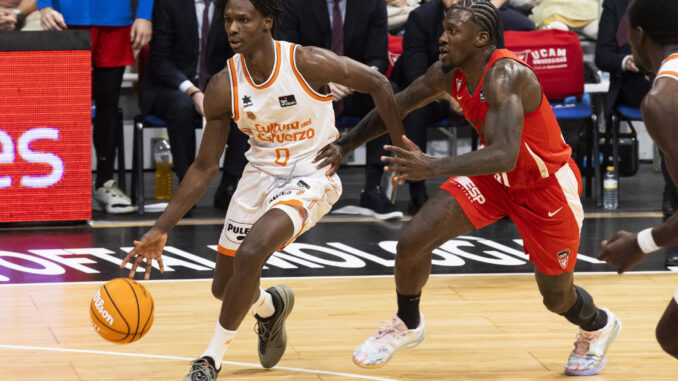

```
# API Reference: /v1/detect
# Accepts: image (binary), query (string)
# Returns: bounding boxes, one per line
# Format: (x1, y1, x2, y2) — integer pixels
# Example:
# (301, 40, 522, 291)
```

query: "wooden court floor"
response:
(1, 273, 677, 380)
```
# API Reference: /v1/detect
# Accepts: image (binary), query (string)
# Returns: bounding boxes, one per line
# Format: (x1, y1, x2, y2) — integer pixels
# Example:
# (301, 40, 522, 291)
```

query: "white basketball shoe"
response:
(564, 308, 622, 376)
(353, 314, 425, 368)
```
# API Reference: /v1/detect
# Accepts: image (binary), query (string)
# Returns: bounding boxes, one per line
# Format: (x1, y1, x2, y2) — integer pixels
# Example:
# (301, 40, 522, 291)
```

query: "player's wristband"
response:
(637, 228, 660, 254)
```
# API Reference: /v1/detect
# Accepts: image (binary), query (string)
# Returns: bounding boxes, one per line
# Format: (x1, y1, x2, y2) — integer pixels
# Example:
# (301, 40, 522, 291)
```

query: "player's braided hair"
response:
(449, 0, 501, 46)
(629, 0, 678, 45)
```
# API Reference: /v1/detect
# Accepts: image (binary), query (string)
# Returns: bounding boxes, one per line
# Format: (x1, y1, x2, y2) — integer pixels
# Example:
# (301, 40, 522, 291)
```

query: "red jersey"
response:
(451, 49, 572, 189)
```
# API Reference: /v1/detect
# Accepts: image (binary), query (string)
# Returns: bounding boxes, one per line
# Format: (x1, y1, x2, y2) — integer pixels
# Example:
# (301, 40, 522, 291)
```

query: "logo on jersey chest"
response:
(479, 89, 486, 102)
(242, 95, 253, 108)
(279, 94, 297, 108)
(456, 78, 463, 92)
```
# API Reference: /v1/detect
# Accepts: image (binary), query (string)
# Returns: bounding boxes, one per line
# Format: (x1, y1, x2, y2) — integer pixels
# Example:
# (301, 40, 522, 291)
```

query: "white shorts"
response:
(216, 164, 342, 256)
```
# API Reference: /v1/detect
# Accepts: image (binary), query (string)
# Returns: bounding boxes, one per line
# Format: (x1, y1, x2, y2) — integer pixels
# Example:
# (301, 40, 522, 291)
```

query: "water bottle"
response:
(603, 166, 618, 210)
(153, 137, 173, 200)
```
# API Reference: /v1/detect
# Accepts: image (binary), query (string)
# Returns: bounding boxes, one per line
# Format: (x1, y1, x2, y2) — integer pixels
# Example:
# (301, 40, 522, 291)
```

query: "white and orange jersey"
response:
(656, 53, 678, 82)
(226, 40, 338, 177)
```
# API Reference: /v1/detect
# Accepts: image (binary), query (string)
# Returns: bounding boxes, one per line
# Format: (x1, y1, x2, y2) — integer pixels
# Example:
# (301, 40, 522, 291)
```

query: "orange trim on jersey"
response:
(241, 41, 281, 89)
(217, 245, 236, 257)
(227, 59, 240, 122)
(662, 55, 678, 65)
(289, 43, 333, 102)
(658, 70, 678, 78)
(272, 199, 306, 218)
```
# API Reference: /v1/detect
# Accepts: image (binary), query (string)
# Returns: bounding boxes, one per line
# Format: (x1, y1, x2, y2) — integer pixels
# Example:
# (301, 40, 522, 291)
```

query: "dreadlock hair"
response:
(629, 0, 678, 45)
(216, 0, 284, 29)
(449, 0, 502, 46)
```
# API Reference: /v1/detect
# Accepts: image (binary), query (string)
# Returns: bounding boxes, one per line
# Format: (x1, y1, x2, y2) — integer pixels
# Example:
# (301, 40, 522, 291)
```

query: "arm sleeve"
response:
(362, 0, 388, 73)
(135, 0, 154, 20)
(36, 0, 54, 9)
(148, 0, 190, 89)
(594, 0, 627, 75)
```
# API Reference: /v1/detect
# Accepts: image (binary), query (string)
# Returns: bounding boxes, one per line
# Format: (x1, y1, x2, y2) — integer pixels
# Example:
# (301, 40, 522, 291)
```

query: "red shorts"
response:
(440, 160, 584, 275)
(71, 26, 134, 68)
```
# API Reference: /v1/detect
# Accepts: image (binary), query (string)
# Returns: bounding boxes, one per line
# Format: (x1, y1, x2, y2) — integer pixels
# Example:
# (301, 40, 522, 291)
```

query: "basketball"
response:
(89, 278, 154, 344)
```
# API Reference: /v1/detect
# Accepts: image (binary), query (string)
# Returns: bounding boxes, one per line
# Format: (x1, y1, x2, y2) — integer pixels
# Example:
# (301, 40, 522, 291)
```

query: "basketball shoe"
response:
(183, 356, 219, 381)
(93, 179, 135, 214)
(564, 308, 622, 376)
(255, 285, 295, 368)
(352, 314, 426, 368)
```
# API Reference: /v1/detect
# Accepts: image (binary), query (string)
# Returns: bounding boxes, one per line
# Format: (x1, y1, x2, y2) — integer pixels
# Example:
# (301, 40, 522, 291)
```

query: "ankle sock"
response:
(201, 322, 237, 371)
(251, 288, 275, 319)
(397, 291, 421, 329)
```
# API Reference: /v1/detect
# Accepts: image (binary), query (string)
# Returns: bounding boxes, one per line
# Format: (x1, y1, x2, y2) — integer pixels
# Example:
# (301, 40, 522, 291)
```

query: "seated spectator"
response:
(530, 0, 599, 39)
(0, 0, 41, 30)
(387, 0, 421, 32)
(595, 0, 677, 266)
(493, 0, 535, 32)
(278, 0, 403, 220)
(38, 0, 152, 214)
(140, 0, 249, 209)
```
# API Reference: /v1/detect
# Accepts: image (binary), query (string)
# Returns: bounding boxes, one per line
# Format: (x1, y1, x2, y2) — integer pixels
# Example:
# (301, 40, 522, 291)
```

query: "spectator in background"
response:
(277, 0, 402, 220)
(0, 0, 41, 30)
(139, 0, 249, 210)
(530, 0, 599, 39)
(595, 0, 678, 266)
(387, 0, 421, 32)
(38, 0, 152, 214)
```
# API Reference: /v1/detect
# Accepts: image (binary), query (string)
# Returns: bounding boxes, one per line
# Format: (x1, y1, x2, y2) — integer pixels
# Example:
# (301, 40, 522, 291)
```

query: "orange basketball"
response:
(89, 278, 154, 344)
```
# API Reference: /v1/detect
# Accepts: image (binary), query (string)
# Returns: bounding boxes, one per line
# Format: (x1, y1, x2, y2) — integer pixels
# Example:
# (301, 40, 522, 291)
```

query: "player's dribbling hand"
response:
(314, 142, 345, 175)
(121, 228, 167, 280)
(597, 230, 645, 274)
(381, 135, 438, 183)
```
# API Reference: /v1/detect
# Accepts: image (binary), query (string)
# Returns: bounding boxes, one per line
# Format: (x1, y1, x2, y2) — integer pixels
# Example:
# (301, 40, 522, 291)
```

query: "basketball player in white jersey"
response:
(597, 0, 678, 360)
(120, 0, 406, 379)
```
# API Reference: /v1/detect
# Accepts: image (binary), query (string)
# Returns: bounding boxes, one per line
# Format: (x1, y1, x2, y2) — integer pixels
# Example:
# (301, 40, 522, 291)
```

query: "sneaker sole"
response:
(260, 285, 295, 369)
(352, 328, 426, 369)
(357, 207, 403, 221)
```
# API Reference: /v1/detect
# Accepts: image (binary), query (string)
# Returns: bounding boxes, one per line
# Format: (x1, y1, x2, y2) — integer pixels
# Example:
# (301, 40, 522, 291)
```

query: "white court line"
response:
(0, 344, 398, 381)
(0, 270, 676, 288)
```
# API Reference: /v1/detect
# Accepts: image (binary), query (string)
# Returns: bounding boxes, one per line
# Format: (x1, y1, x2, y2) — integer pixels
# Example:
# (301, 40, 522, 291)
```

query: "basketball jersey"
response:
(656, 53, 678, 82)
(451, 49, 572, 189)
(227, 40, 338, 177)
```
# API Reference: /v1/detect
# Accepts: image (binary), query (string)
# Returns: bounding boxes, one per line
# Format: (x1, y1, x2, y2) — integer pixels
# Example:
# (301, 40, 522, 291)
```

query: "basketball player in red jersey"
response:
(597, 0, 678, 360)
(120, 0, 405, 379)
(315, 0, 620, 375)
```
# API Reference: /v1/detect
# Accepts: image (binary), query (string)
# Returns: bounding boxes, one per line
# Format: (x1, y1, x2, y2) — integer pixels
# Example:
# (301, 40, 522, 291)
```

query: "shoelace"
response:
(572, 331, 600, 357)
(373, 320, 403, 344)
(188, 359, 216, 381)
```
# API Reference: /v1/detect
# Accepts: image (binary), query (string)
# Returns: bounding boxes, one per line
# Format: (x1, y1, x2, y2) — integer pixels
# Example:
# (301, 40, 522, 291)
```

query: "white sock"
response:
(201, 322, 237, 371)
(251, 287, 275, 318)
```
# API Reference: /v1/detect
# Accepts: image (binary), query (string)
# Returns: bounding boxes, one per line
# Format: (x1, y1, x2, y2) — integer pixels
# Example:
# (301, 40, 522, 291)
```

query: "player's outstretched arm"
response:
(383, 59, 535, 181)
(121, 69, 232, 280)
(598, 81, 678, 273)
(313, 60, 452, 174)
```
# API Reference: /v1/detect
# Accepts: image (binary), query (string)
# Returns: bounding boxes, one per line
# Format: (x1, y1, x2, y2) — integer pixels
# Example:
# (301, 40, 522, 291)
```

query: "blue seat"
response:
(132, 114, 169, 215)
(550, 95, 598, 200)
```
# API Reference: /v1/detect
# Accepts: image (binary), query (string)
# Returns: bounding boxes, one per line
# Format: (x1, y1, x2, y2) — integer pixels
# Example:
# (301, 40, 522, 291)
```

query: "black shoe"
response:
(255, 285, 295, 369)
(359, 186, 403, 220)
(662, 196, 675, 217)
(666, 251, 678, 267)
(213, 184, 236, 210)
(183, 356, 219, 381)
(407, 182, 428, 216)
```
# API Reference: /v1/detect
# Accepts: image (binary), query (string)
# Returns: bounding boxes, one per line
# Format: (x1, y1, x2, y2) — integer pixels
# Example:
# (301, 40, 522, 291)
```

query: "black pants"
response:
(92, 66, 125, 188)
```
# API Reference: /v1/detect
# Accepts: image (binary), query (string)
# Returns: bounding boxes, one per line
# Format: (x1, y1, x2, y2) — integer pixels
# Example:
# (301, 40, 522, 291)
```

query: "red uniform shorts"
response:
(440, 160, 584, 275)
(71, 26, 134, 68)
